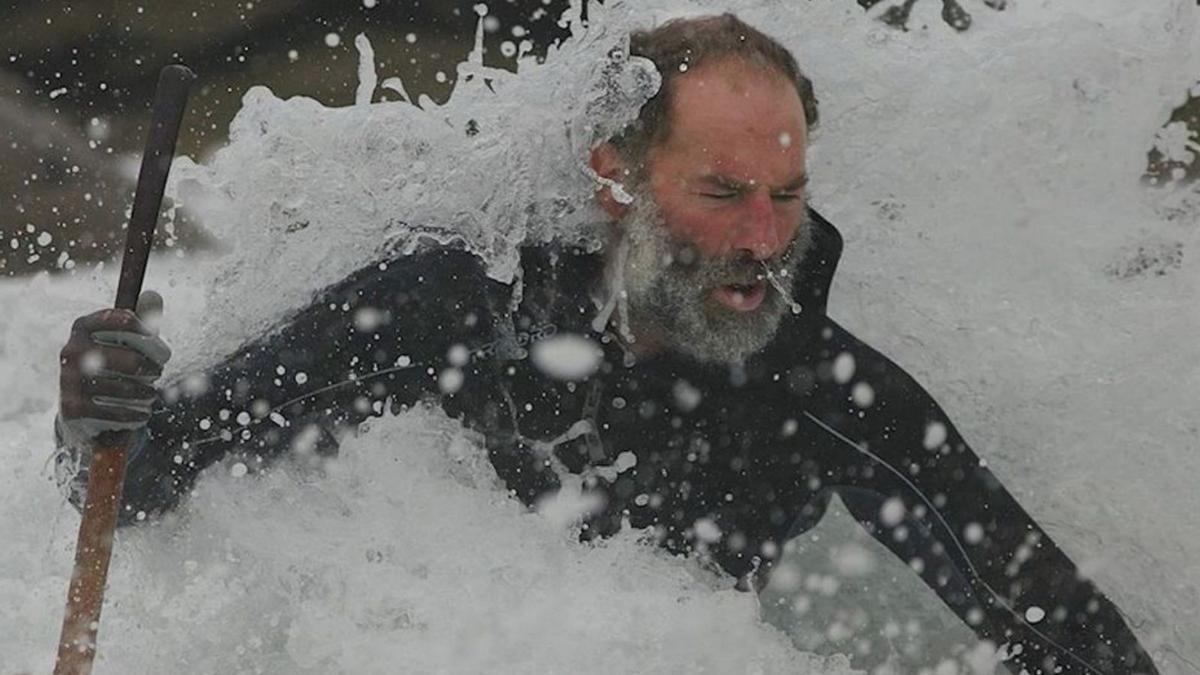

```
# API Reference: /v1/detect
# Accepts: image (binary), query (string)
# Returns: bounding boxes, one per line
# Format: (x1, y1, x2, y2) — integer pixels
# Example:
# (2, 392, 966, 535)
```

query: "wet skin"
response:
(593, 57, 810, 315)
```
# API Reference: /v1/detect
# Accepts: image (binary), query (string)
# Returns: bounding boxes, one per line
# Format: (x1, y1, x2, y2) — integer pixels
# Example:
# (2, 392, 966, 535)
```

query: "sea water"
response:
(2, 0, 1198, 673)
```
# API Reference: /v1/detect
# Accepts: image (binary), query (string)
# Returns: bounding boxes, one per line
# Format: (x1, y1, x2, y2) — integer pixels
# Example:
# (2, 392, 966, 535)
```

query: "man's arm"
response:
(56, 247, 503, 524)
(798, 319, 1158, 674)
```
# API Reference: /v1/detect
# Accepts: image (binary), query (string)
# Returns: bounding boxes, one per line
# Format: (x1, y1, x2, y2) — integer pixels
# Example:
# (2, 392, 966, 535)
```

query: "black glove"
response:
(57, 290, 171, 444)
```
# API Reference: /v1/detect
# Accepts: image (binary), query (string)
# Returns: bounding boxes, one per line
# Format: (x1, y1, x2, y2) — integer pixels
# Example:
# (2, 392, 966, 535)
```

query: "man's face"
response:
(619, 56, 812, 364)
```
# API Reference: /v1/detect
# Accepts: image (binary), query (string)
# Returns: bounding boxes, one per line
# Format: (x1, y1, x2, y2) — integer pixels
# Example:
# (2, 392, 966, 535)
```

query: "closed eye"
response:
(700, 192, 738, 200)
(771, 192, 804, 201)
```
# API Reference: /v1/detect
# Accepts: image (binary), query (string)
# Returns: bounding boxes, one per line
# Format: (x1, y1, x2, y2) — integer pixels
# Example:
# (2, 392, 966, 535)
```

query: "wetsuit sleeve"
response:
(806, 319, 1158, 674)
(64, 248, 498, 525)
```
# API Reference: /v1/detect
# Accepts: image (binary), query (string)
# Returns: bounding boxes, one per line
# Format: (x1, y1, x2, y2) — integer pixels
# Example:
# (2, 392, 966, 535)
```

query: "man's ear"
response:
(589, 142, 630, 220)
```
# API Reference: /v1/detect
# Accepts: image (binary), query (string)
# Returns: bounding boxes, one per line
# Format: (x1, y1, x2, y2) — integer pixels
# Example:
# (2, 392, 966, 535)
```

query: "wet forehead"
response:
(657, 58, 808, 184)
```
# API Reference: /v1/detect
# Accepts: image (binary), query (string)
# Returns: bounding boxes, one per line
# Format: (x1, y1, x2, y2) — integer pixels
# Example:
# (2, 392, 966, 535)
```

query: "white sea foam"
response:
(162, 0, 660, 371)
(0, 361, 853, 673)
(2, 0, 1199, 672)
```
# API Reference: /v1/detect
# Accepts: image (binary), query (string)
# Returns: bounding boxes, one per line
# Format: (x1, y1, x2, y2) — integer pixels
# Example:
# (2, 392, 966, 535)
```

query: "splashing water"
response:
(761, 261, 804, 315)
(2, 0, 1200, 672)
(161, 0, 662, 372)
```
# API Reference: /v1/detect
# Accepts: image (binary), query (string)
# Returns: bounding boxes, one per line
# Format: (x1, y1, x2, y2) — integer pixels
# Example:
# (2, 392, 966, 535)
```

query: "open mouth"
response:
(711, 280, 767, 312)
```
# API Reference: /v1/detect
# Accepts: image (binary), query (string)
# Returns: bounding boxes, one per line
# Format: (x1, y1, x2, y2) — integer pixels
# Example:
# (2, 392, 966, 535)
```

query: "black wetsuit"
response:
(61, 210, 1158, 674)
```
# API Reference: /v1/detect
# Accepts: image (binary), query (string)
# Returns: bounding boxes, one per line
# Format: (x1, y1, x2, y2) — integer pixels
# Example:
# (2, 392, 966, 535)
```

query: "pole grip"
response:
(54, 64, 193, 675)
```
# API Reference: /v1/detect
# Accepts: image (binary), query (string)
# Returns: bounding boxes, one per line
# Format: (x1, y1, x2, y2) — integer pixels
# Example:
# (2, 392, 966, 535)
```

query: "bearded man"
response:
(55, 13, 1158, 675)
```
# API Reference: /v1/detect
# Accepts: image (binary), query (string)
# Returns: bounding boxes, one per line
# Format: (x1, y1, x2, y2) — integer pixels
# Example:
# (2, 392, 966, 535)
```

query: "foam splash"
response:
(2, 0, 1199, 672)
(163, 0, 661, 371)
(760, 260, 804, 315)
(0, 284, 856, 673)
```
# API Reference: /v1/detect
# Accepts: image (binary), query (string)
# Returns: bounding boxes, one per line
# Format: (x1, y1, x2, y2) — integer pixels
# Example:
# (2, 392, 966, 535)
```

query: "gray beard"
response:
(616, 195, 813, 365)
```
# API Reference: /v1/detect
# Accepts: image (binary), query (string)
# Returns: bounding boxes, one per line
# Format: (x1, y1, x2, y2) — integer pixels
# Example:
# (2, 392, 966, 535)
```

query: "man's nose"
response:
(730, 189, 783, 260)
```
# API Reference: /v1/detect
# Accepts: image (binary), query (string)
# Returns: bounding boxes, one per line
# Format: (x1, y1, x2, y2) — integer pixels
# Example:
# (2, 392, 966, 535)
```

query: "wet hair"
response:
(613, 13, 820, 164)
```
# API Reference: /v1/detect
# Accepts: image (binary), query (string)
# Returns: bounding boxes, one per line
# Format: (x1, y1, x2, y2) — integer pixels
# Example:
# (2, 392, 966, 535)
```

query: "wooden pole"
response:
(54, 64, 193, 675)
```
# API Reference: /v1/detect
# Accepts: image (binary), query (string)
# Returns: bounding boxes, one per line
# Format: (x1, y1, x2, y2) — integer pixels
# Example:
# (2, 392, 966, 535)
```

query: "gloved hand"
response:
(57, 290, 172, 445)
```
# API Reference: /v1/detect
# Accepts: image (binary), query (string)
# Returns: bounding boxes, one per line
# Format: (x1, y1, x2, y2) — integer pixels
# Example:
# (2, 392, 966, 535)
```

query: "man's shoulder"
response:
(344, 244, 491, 291)
(265, 240, 598, 349)
(322, 244, 507, 316)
